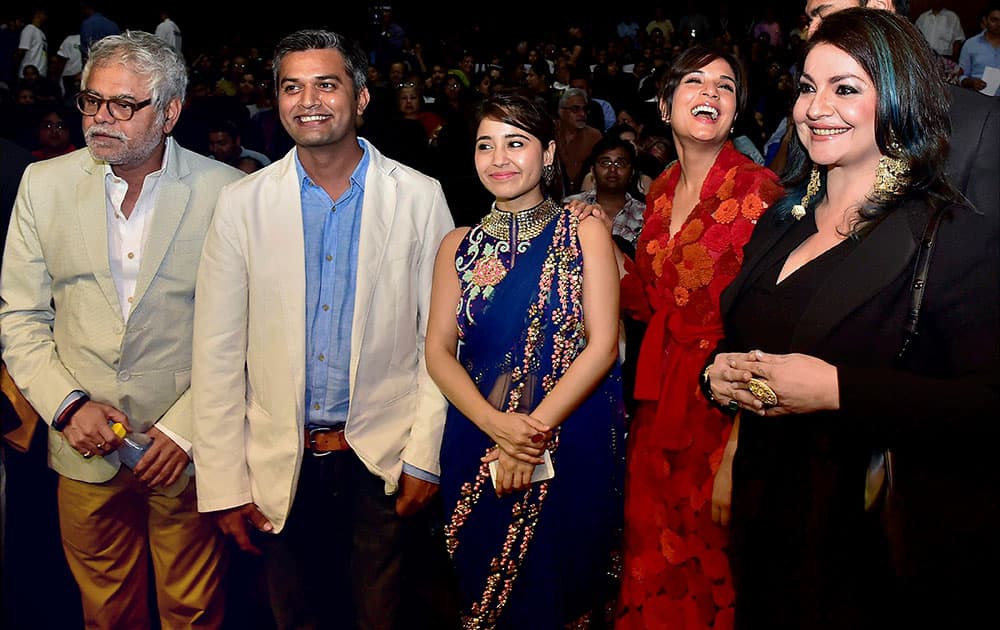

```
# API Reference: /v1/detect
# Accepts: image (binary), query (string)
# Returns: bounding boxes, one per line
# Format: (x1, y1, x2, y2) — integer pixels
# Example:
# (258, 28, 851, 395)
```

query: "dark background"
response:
(19, 1, 989, 69)
(23, 1, 805, 62)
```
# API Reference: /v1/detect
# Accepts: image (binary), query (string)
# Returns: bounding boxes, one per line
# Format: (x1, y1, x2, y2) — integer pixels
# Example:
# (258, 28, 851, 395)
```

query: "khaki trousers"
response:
(57, 467, 226, 629)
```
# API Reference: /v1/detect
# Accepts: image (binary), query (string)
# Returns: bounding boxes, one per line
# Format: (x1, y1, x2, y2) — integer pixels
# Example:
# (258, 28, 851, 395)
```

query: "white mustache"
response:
(85, 126, 128, 142)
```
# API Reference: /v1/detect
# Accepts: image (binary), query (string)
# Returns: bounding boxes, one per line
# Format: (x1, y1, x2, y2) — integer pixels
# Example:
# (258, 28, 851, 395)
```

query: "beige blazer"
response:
(191, 139, 453, 532)
(0, 139, 243, 487)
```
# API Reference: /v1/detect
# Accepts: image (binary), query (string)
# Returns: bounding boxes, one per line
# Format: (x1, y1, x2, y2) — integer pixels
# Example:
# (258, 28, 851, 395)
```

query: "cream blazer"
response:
(0, 139, 244, 487)
(192, 139, 453, 532)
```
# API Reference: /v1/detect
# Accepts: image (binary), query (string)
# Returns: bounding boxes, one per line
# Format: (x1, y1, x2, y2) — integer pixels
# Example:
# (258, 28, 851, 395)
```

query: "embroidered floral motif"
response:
(711, 198, 739, 224)
(447, 210, 599, 629)
(618, 144, 785, 630)
(470, 255, 507, 288)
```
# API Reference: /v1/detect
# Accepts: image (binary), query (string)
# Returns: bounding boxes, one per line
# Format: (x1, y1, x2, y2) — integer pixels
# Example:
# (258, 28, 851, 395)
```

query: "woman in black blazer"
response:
(702, 9, 999, 630)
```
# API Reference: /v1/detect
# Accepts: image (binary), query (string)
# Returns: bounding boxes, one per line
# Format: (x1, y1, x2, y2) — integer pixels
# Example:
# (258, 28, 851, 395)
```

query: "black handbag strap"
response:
(896, 207, 945, 364)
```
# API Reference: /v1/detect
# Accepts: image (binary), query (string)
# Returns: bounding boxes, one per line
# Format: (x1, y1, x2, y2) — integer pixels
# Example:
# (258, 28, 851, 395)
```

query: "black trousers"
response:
(254, 451, 458, 630)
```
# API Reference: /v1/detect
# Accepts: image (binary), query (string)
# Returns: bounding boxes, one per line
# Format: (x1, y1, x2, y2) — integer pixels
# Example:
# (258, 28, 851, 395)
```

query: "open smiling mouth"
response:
(811, 127, 849, 136)
(691, 104, 719, 120)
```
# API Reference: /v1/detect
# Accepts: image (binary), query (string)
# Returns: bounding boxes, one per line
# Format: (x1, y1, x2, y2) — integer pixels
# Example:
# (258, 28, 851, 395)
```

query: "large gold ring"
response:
(747, 378, 778, 406)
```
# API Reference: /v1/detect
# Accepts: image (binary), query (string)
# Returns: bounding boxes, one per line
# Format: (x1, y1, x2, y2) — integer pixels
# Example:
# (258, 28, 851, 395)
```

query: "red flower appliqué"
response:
(470, 255, 507, 287)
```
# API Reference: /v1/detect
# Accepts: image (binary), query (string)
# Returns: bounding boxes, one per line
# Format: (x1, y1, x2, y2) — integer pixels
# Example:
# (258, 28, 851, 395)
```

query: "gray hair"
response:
(82, 30, 187, 113)
(559, 87, 588, 108)
(272, 29, 369, 96)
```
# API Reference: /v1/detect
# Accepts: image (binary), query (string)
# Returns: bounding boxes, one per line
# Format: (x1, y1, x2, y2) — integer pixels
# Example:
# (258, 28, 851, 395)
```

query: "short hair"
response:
(558, 87, 588, 108)
(476, 89, 563, 200)
(589, 134, 638, 165)
(777, 8, 958, 224)
(272, 29, 368, 97)
(207, 119, 241, 139)
(659, 46, 747, 122)
(82, 30, 187, 113)
(605, 122, 639, 141)
(528, 61, 551, 81)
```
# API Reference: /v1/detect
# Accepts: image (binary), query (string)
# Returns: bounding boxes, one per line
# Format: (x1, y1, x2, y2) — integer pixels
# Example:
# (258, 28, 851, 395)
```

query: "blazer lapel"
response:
(271, 155, 307, 404)
(133, 145, 190, 307)
(721, 211, 802, 318)
(351, 144, 396, 393)
(790, 207, 919, 351)
(76, 162, 122, 321)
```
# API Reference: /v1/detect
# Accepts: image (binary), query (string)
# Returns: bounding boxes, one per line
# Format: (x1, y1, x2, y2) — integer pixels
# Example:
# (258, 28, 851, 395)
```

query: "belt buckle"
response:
(307, 426, 335, 457)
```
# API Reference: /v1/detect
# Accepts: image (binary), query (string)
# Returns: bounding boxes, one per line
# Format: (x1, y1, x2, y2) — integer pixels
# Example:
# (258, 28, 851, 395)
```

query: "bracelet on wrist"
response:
(53, 394, 90, 431)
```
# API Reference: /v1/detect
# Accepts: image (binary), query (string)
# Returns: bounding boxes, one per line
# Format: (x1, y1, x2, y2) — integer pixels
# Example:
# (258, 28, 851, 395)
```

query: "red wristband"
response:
(53, 394, 90, 432)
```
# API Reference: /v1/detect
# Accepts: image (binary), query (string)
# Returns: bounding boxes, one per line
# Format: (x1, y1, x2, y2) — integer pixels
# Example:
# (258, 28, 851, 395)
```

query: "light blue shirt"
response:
(299, 146, 367, 428)
(959, 32, 1000, 82)
(297, 143, 437, 483)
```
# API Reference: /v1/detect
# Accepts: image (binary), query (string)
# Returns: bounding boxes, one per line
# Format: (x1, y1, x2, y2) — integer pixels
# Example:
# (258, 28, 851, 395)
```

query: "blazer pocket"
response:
(382, 251, 419, 369)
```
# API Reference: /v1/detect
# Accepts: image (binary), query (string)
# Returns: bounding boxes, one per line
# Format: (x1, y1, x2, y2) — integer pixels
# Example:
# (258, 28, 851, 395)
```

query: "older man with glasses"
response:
(556, 87, 602, 195)
(0, 30, 242, 629)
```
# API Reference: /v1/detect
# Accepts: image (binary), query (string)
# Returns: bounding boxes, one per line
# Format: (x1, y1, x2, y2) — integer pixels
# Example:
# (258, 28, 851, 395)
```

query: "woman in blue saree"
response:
(426, 91, 626, 629)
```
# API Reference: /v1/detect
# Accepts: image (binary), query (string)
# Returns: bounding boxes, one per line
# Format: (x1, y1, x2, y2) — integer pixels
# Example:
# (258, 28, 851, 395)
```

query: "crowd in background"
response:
(0, 3, 991, 228)
(0, 2, 976, 225)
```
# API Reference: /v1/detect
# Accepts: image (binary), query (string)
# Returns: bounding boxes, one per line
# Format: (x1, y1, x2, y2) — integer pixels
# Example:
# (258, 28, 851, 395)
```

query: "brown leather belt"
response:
(304, 426, 350, 455)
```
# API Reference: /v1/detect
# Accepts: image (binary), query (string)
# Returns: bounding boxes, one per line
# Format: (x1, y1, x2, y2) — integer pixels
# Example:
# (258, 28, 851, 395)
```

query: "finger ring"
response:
(96, 442, 105, 450)
(82, 451, 93, 459)
(727, 399, 740, 412)
(747, 378, 778, 406)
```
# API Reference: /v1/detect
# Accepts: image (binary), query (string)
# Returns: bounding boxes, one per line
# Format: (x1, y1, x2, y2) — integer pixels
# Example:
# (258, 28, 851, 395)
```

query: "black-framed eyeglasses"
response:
(561, 104, 586, 113)
(75, 91, 153, 121)
(597, 157, 631, 169)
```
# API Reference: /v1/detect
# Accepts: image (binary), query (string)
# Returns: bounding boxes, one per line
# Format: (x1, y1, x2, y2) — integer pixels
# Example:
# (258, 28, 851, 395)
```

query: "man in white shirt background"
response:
(915, 1, 966, 59)
(154, 9, 182, 57)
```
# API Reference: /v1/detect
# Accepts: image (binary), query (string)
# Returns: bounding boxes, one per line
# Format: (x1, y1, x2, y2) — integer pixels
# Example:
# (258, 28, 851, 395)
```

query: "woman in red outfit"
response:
(615, 47, 783, 629)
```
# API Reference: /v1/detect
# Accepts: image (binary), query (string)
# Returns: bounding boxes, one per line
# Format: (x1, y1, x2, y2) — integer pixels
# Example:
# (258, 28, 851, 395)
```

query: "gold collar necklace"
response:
(481, 198, 561, 241)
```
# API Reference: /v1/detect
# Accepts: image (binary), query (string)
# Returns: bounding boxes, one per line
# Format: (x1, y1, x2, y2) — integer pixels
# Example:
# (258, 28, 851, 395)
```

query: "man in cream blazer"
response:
(0, 32, 242, 629)
(192, 29, 453, 629)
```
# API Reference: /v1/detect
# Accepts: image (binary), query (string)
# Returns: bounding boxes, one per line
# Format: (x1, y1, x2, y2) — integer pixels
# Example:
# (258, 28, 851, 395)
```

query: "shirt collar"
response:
(294, 140, 368, 194)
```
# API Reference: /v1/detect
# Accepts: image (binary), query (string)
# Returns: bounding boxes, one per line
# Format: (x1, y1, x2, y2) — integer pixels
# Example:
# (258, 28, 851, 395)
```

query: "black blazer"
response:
(945, 84, 1000, 227)
(720, 198, 999, 618)
(721, 199, 999, 438)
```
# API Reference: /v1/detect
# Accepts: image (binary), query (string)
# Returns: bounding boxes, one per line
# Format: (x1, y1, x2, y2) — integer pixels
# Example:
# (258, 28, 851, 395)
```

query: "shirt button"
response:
(318, 354, 325, 361)
(313, 403, 321, 410)
(127, 251, 135, 259)
(322, 304, 329, 311)
(118, 370, 130, 381)
(127, 296, 134, 304)
(326, 255, 332, 262)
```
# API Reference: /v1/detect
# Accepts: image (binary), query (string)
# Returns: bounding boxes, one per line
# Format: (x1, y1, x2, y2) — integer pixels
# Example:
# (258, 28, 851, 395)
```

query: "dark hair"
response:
(659, 46, 747, 122)
(589, 134, 638, 165)
(272, 30, 368, 97)
(605, 122, 639, 142)
(475, 89, 563, 199)
(207, 119, 241, 139)
(776, 8, 959, 226)
(586, 134, 639, 193)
